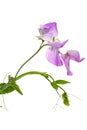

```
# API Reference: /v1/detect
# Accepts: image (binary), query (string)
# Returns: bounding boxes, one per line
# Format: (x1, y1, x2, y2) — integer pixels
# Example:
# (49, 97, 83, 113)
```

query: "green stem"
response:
(15, 43, 48, 78)
(15, 71, 66, 93)
(15, 71, 51, 83)
(15, 71, 62, 96)
(58, 85, 66, 93)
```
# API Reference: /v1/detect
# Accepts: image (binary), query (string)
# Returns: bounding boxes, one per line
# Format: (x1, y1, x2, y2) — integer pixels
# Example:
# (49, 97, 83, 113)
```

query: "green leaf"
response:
(0, 82, 23, 95)
(55, 80, 70, 84)
(51, 82, 59, 90)
(0, 83, 8, 92)
(12, 83, 23, 95)
(62, 92, 70, 106)
(8, 76, 23, 95)
(0, 76, 23, 95)
(0, 83, 15, 94)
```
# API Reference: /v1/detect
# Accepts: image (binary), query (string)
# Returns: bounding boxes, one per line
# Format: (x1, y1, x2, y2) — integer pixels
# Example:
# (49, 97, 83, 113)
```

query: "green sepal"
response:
(62, 92, 70, 106)
(36, 36, 44, 42)
(54, 80, 70, 84)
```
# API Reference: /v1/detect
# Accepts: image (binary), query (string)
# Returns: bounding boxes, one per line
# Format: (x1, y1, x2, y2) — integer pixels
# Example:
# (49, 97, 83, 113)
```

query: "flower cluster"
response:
(39, 22, 84, 75)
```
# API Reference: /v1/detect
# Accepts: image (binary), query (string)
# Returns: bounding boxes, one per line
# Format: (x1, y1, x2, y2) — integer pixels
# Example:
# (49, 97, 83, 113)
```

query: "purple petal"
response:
(49, 39, 68, 48)
(46, 47, 63, 66)
(39, 22, 58, 41)
(61, 54, 73, 76)
(67, 50, 85, 62)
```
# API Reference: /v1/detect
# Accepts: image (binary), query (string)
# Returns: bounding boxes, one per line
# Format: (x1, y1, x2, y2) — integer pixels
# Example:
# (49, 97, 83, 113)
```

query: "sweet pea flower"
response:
(39, 22, 84, 76)
(61, 50, 85, 76)
(39, 22, 58, 41)
(46, 40, 68, 66)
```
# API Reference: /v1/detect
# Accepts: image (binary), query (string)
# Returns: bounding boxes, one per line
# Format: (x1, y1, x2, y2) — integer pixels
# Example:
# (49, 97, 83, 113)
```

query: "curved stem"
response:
(15, 43, 48, 78)
(15, 71, 51, 82)
(58, 86, 66, 93)
(47, 74, 55, 82)
(15, 71, 66, 93)
(15, 71, 52, 89)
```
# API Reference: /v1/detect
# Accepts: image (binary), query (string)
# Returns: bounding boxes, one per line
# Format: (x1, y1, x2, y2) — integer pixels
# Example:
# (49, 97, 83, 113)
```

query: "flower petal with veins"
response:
(61, 50, 85, 76)
(46, 47, 63, 66)
(67, 50, 85, 62)
(61, 54, 73, 76)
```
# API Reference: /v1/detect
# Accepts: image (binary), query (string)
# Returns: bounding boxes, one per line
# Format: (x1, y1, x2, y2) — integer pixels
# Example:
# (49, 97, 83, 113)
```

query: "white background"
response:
(0, 0, 87, 129)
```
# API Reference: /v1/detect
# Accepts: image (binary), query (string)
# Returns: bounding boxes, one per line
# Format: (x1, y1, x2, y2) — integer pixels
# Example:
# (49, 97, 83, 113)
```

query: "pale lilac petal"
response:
(39, 22, 58, 41)
(67, 50, 85, 62)
(49, 39, 68, 48)
(61, 54, 73, 76)
(46, 47, 63, 66)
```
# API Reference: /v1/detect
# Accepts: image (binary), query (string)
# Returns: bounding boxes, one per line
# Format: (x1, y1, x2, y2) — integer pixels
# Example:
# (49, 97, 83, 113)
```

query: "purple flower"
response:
(61, 50, 85, 76)
(39, 22, 58, 41)
(46, 40, 68, 66)
(39, 22, 84, 76)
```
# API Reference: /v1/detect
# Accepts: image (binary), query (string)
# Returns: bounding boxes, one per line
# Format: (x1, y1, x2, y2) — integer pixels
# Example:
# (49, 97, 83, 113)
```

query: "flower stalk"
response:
(15, 43, 48, 78)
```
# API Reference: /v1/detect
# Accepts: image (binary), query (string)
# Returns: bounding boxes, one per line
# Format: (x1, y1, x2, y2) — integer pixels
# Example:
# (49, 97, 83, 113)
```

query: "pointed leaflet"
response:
(0, 82, 23, 95)
(8, 76, 23, 95)
(54, 80, 70, 84)
(12, 83, 23, 95)
(0, 83, 15, 94)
